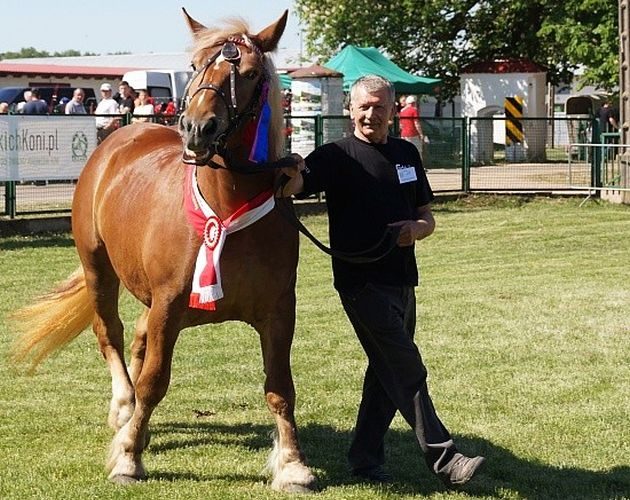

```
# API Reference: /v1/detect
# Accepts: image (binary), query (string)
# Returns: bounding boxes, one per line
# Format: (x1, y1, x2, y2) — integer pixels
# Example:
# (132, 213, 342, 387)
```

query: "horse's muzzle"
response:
(179, 113, 219, 164)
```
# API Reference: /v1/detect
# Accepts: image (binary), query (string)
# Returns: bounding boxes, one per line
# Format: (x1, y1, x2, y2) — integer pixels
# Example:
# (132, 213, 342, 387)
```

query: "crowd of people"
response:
(0, 82, 179, 143)
(93, 81, 178, 142)
(0, 82, 178, 120)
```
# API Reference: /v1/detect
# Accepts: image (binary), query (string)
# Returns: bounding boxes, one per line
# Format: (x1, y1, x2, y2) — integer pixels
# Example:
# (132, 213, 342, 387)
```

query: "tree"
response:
(295, 0, 619, 100)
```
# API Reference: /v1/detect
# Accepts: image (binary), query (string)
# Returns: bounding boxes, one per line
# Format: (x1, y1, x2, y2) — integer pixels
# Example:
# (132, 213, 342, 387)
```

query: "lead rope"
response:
(274, 174, 401, 264)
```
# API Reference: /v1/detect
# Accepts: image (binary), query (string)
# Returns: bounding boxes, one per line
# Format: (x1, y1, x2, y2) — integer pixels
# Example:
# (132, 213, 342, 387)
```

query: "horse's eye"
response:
(190, 63, 197, 71)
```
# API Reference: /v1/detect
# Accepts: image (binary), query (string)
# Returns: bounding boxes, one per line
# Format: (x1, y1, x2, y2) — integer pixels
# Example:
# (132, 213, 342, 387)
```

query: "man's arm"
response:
(388, 203, 435, 247)
(609, 114, 619, 130)
(414, 118, 424, 140)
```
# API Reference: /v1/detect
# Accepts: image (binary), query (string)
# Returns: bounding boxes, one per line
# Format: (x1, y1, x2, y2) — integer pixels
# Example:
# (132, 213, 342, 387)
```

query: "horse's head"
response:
(179, 9, 288, 166)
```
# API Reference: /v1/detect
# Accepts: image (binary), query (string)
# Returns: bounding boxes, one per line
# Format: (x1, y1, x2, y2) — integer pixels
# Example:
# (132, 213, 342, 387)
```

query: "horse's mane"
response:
(190, 18, 285, 161)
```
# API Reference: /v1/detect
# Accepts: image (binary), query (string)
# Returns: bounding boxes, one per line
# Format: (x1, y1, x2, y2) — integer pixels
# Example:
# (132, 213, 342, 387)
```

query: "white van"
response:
(122, 70, 192, 109)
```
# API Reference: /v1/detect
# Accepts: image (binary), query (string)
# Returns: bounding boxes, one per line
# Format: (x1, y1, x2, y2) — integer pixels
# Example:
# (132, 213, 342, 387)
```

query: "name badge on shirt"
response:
(396, 164, 417, 184)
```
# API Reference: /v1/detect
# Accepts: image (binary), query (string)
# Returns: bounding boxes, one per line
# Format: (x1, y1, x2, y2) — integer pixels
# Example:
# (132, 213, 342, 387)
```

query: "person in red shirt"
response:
(399, 95, 424, 158)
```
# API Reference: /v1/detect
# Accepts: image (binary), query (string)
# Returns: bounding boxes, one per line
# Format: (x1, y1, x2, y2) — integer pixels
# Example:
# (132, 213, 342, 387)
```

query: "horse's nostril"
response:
(178, 114, 192, 134)
(202, 118, 217, 137)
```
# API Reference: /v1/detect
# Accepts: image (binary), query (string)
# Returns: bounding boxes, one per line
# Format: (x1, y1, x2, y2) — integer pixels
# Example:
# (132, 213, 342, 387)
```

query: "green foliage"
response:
(1, 47, 47, 59)
(539, 0, 619, 91)
(0, 48, 102, 59)
(0, 196, 629, 498)
(295, 0, 619, 100)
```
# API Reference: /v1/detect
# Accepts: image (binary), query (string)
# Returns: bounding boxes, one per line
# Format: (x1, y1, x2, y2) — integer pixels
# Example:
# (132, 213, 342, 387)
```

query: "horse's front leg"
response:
(253, 313, 317, 493)
(107, 296, 183, 483)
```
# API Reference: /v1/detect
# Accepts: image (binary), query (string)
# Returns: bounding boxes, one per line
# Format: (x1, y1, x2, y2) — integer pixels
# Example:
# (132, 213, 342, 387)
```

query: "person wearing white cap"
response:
(95, 83, 120, 143)
(399, 95, 425, 159)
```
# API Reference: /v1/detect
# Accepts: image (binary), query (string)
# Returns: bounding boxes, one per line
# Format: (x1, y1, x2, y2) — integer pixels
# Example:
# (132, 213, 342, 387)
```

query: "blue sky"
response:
(1, 0, 302, 56)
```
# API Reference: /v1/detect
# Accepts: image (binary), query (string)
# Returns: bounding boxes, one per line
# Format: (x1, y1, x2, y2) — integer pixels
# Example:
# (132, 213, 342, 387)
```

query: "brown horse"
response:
(11, 9, 316, 493)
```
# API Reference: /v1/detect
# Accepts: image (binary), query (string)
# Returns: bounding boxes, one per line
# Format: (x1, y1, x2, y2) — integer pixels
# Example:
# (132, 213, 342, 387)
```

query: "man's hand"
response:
(388, 220, 422, 246)
(276, 153, 305, 197)
(388, 205, 435, 246)
(280, 153, 305, 178)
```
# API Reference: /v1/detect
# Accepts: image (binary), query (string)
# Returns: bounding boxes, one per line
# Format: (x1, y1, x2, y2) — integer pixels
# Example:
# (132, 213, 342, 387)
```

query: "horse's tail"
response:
(10, 267, 94, 372)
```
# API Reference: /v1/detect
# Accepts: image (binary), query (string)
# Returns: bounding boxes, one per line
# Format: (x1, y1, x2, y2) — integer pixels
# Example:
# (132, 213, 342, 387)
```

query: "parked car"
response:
(0, 86, 97, 114)
(122, 70, 191, 110)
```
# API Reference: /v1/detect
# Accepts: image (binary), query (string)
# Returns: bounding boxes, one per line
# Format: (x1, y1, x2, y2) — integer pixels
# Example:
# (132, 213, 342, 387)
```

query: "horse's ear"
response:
(252, 10, 288, 53)
(182, 7, 207, 36)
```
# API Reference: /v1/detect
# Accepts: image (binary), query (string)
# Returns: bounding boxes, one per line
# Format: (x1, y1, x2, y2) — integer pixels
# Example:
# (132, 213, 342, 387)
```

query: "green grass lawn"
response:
(0, 195, 628, 499)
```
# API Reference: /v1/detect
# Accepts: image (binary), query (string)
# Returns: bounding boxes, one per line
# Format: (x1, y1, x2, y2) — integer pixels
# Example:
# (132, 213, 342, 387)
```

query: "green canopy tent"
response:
(278, 73, 292, 90)
(325, 45, 441, 94)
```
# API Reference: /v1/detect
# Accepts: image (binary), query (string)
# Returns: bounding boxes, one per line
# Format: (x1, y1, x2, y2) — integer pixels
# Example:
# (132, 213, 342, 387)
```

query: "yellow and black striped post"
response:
(505, 96, 524, 145)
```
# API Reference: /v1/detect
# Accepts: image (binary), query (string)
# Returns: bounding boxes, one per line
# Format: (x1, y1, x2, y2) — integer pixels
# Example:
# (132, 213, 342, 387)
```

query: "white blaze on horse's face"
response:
(213, 54, 226, 69)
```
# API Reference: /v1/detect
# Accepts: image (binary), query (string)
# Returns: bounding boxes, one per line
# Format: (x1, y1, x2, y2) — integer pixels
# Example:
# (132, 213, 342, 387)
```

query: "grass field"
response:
(0, 195, 629, 499)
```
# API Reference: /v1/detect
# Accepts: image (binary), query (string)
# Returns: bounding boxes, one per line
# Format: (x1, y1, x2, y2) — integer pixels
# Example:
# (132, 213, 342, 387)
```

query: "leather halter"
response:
(181, 36, 265, 164)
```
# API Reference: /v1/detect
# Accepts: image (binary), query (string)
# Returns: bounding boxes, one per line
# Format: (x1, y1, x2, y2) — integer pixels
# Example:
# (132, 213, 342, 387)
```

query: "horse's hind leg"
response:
(254, 314, 317, 492)
(82, 251, 135, 432)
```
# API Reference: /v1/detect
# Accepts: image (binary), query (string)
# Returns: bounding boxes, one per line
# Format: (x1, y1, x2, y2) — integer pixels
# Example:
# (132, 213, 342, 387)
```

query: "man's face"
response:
(350, 86, 395, 144)
(119, 84, 129, 97)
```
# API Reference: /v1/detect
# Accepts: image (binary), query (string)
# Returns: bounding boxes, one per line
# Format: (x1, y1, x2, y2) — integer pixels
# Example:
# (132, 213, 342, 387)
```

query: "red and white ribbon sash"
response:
(184, 165, 275, 310)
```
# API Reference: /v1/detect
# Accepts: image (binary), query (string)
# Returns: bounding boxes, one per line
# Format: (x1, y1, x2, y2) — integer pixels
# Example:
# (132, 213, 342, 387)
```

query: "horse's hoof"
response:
(110, 474, 142, 485)
(271, 462, 317, 493)
(283, 482, 318, 494)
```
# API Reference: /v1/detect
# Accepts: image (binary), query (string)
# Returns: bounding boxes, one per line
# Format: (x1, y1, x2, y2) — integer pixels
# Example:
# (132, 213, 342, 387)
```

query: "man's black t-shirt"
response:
(302, 135, 434, 290)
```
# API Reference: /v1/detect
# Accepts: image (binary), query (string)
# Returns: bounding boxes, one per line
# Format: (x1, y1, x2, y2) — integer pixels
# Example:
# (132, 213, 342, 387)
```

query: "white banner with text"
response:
(0, 115, 97, 181)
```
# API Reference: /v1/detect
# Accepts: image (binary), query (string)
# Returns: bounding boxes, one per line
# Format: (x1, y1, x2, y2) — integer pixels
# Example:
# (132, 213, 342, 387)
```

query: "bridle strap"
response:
(183, 48, 238, 120)
(181, 37, 263, 162)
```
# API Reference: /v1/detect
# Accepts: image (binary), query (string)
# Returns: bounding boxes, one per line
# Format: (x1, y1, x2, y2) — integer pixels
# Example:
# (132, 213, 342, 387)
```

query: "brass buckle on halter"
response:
(221, 42, 241, 62)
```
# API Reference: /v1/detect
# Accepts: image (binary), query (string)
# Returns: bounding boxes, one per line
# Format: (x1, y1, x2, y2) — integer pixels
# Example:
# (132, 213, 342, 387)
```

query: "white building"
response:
(460, 59, 547, 163)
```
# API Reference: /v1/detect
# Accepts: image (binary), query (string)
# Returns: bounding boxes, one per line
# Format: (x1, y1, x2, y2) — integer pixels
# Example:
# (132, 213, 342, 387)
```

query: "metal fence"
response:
(465, 116, 596, 192)
(287, 115, 598, 193)
(0, 114, 618, 218)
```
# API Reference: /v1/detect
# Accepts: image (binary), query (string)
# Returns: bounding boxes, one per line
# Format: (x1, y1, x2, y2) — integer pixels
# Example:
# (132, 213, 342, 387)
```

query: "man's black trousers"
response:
(338, 283, 452, 471)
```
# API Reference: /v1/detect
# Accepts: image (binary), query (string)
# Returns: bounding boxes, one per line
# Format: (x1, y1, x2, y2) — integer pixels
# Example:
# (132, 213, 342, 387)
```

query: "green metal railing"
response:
(1, 115, 614, 218)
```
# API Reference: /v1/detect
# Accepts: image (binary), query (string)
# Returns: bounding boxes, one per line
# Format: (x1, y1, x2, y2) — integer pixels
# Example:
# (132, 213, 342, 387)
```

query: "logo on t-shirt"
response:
(395, 164, 417, 184)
